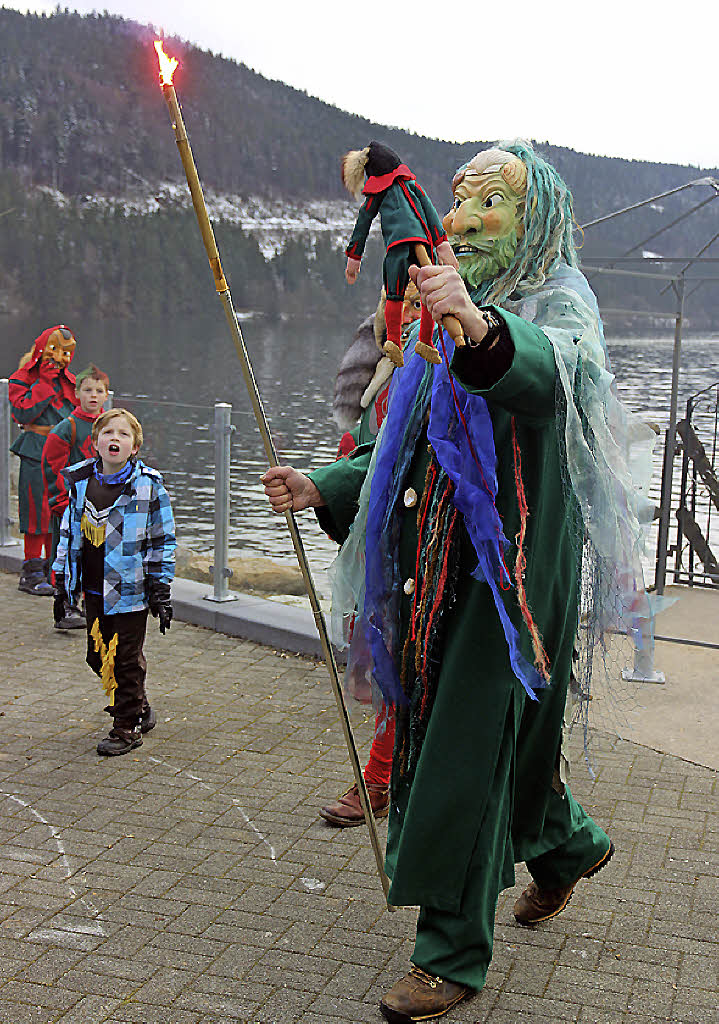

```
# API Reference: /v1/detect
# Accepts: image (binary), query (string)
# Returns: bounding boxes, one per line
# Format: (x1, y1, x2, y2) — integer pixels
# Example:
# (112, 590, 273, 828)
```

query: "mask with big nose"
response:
(444, 149, 527, 288)
(41, 327, 76, 369)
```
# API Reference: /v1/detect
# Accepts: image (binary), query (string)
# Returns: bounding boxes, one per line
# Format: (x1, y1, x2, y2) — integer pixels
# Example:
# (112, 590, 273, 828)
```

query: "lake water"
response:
(5, 313, 719, 599)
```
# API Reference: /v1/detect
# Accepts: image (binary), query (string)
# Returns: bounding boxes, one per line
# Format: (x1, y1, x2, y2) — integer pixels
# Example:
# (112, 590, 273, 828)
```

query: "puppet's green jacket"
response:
(345, 169, 447, 262)
(310, 311, 581, 913)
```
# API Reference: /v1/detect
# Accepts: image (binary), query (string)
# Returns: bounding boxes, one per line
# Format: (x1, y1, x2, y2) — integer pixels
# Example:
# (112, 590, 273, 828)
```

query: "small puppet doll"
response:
(342, 141, 463, 366)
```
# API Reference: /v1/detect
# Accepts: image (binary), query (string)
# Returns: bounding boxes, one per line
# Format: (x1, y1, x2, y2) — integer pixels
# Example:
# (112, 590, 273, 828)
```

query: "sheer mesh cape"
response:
(505, 264, 658, 629)
(329, 262, 658, 714)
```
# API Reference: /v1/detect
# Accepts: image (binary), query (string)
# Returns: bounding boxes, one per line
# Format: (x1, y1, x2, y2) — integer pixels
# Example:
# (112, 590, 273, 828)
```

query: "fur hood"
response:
(332, 314, 384, 431)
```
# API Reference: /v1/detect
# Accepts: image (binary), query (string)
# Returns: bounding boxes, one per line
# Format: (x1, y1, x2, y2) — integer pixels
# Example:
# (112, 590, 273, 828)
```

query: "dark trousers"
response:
(85, 594, 150, 731)
(50, 516, 61, 581)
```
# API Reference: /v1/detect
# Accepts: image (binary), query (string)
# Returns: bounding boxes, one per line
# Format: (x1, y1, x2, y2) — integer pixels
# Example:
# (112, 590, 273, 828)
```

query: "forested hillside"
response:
(1, 7, 718, 326)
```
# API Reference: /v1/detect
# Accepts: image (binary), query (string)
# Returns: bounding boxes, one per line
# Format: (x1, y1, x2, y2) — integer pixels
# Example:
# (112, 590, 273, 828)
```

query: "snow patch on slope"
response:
(49, 182, 367, 258)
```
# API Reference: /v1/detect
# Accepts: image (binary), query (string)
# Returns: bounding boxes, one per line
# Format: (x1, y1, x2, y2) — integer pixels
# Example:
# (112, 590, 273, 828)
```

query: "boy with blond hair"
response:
(53, 408, 176, 755)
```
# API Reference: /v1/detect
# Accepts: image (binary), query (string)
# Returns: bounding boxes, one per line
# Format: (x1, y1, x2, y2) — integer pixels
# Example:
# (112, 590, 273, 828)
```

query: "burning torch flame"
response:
(154, 39, 178, 87)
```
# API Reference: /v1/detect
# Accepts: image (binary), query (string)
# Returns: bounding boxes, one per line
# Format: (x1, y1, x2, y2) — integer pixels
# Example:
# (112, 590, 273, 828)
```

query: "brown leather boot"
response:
(513, 840, 615, 925)
(380, 965, 473, 1022)
(319, 782, 389, 827)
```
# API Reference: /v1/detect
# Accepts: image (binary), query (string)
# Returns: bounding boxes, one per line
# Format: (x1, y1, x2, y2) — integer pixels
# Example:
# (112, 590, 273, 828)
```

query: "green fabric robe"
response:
(311, 310, 581, 914)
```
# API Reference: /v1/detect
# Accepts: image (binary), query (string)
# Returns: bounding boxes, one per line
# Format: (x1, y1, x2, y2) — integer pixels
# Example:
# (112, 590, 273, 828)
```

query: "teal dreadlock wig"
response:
(459, 139, 579, 306)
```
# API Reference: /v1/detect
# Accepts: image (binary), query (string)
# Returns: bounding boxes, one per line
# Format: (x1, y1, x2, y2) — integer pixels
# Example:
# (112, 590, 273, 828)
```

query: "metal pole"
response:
(580, 177, 718, 230)
(206, 402, 237, 603)
(655, 273, 685, 594)
(157, 68, 391, 903)
(106, 389, 114, 411)
(0, 380, 12, 547)
(621, 615, 666, 685)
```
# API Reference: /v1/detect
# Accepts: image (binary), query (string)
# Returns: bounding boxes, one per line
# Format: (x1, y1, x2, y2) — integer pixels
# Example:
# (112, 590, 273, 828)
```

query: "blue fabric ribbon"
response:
(354, 333, 543, 706)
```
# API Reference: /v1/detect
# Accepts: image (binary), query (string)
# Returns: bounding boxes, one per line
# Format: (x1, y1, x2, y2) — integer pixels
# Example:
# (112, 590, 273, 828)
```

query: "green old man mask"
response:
(442, 148, 527, 290)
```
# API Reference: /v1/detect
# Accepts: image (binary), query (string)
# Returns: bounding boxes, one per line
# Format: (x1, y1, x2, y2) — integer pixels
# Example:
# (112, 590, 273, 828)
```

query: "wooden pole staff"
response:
(153, 42, 391, 904)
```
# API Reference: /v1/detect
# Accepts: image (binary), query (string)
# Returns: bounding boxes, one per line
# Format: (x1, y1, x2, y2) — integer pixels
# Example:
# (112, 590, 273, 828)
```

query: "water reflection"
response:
(5, 315, 719, 598)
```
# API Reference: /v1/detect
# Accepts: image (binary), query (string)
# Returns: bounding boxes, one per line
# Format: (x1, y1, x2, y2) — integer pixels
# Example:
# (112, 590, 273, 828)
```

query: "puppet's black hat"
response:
(366, 141, 402, 178)
(342, 141, 403, 199)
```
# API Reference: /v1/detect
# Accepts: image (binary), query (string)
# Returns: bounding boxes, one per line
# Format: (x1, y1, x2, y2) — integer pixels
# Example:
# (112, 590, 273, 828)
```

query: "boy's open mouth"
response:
(108, 443, 120, 453)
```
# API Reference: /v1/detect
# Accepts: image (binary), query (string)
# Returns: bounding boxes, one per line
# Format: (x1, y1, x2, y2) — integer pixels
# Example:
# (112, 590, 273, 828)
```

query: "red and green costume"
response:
(333, 328, 396, 788)
(9, 327, 76, 552)
(42, 407, 98, 520)
(42, 406, 99, 571)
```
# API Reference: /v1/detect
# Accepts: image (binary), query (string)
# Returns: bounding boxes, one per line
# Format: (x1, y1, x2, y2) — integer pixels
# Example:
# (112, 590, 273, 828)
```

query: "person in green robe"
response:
(263, 142, 656, 1024)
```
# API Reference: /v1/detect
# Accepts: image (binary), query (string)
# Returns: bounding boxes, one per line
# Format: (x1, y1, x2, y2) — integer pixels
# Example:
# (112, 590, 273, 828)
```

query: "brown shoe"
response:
(513, 840, 615, 925)
(319, 782, 389, 827)
(380, 965, 473, 1022)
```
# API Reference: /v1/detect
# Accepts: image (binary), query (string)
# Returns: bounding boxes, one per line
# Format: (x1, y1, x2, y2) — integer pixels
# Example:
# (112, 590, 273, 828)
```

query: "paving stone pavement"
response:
(0, 571, 717, 1024)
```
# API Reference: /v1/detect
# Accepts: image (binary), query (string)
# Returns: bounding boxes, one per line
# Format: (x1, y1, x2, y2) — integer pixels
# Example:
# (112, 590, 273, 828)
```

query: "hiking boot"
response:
(319, 782, 389, 827)
(53, 600, 86, 630)
(18, 558, 55, 596)
(97, 727, 143, 757)
(140, 706, 156, 733)
(380, 965, 473, 1023)
(513, 841, 615, 925)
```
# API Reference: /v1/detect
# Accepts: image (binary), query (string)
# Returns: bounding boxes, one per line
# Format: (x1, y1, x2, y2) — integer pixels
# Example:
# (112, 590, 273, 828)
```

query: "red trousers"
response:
(364, 708, 396, 786)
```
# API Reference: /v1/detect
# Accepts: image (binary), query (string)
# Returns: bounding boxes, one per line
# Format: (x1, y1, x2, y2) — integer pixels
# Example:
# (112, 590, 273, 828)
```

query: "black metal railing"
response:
(672, 381, 719, 586)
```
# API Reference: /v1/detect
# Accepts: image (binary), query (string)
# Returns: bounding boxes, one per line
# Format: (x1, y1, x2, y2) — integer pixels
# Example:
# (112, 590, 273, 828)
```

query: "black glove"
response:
(156, 602, 172, 634)
(53, 574, 67, 624)
(149, 581, 173, 634)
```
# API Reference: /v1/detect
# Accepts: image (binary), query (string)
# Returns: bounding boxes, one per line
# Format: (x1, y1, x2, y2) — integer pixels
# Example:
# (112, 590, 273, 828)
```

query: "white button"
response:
(403, 487, 418, 508)
(403, 578, 415, 596)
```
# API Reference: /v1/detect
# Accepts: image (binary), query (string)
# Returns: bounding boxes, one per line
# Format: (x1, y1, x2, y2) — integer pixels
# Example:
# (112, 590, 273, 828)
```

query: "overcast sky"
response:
(12, 0, 717, 169)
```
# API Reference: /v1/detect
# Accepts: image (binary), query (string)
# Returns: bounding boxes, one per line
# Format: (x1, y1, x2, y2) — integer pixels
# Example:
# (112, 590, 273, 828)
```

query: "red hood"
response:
(14, 325, 77, 406)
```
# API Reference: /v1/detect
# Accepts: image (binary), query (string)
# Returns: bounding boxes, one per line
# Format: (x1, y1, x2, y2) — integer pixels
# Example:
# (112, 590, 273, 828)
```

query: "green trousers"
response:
(411, 732, 610, 991)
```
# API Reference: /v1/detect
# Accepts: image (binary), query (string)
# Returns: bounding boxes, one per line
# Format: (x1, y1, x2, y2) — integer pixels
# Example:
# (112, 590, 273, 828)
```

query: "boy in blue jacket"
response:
(53, 408, 176, 756)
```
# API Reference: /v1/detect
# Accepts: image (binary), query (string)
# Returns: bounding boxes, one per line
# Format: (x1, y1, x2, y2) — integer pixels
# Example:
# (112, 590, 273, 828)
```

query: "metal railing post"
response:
(0, 380, 13, 546)
(205, 402, 237, 603)
(622, 614, 666, 684)
(106, 390, 114, 410)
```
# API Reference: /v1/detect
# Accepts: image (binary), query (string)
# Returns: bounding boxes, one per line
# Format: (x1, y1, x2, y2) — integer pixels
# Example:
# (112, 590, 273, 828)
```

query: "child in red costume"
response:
(9, 326, 77, 595)
(42, 363, 109, 628)
(319, 286, 422, 827)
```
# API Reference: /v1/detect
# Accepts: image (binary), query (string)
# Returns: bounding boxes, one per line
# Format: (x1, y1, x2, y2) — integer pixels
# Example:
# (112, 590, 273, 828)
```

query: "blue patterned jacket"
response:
(53, 457, 176, 614)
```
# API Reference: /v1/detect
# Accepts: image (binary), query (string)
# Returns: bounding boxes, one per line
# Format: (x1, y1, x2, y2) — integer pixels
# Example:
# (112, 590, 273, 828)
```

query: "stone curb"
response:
(0, 542, 332, 661)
